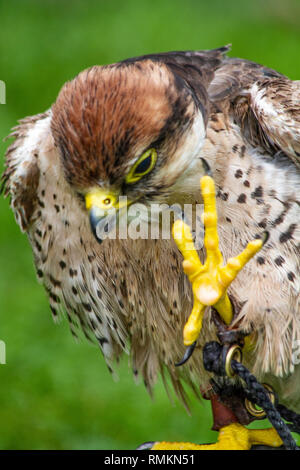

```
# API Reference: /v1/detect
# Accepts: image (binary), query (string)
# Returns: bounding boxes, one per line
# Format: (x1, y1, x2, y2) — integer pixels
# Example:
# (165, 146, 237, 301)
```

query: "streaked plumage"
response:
(2, 46, 300, 411)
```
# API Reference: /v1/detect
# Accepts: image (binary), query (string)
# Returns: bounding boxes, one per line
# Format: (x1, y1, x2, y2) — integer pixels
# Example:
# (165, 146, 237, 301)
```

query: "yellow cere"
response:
(125, 148, 157, 184)
(85, 189, 118, 211)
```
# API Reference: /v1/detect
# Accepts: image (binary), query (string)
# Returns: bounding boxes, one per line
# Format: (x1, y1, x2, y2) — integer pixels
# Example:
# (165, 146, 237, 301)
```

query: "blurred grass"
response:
(0, 0, 299, 450)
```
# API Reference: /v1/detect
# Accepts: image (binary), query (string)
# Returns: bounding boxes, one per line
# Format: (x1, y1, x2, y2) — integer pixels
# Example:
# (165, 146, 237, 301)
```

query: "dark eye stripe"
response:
(134, 155, 152, 175)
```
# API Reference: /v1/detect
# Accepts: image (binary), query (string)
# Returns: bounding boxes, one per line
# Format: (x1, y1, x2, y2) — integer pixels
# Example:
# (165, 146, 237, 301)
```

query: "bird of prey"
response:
(2, 46, 300, 449)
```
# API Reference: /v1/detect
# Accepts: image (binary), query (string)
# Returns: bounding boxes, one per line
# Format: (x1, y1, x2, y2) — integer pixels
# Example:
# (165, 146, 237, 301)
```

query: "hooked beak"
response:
(85, 189, 131, 243)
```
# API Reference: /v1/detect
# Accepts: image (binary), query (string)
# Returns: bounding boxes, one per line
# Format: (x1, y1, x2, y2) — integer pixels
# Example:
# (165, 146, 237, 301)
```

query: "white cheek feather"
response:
(166, 111, 206, 177)
(162, 111, 206, 198)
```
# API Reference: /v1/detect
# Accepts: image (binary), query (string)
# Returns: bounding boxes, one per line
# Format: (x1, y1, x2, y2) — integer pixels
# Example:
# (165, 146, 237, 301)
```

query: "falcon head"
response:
(51, 59, 207, 241)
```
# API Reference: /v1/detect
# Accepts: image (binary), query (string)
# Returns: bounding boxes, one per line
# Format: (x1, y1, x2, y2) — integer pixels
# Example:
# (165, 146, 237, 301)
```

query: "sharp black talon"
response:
(200, 158, 213, 177)
(136, 441, 155, 450)
(261, 231, 270, 245)
(175, 341, 197, 367)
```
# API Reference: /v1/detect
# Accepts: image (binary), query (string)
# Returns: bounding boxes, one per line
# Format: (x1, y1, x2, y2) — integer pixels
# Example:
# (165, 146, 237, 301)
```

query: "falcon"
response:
(2, 46, 300, 449)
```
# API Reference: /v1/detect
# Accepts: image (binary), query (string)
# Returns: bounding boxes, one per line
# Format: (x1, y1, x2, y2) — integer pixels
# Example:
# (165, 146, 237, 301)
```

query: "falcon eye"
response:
(125, 148, 157, 184)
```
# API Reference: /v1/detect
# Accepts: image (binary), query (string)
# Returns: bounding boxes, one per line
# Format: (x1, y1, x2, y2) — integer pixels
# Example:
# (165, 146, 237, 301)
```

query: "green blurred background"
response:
(0, 0, 300, 450)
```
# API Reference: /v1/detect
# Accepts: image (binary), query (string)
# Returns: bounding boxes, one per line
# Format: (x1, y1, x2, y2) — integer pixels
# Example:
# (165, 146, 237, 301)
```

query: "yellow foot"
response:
(172, 172, 265, 346)
(151, 424, 283, 450)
